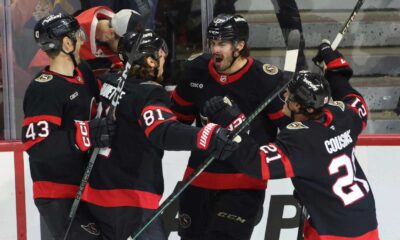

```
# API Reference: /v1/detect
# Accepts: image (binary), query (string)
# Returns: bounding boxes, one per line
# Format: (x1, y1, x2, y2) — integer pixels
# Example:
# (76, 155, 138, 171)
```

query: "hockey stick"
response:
(331, 0, 364, 50)
(63, 33, 143, 240)
(128, 29, 301, 240)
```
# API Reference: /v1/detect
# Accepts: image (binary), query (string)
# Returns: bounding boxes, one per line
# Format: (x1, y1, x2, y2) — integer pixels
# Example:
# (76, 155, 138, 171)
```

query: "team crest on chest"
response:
(287, 122, 309, 130)
(35, 74, 53, 82)
(263, 64, 278, 75)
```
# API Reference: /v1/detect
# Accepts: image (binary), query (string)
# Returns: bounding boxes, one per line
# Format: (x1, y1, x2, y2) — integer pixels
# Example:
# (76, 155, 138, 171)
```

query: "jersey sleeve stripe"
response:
(345, 93, 368, 112)
(22, 115, 62, 126)
(141, 105, 174, 116)
(171, 110, 196, 122)
(172, 91, 193, 107)
(267, 110, 285, 120)
(277, 147, 295, 178)
(259, 151, 270, 180)
(144, 117, 178, 137)
(23, 138, 46, 151)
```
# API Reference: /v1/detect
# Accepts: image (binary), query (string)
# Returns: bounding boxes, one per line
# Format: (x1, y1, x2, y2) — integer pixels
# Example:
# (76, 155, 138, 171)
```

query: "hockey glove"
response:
(74, 117, 116, 151)
(203, 96, 246, 131)
(196, 123, 241, 160)
(312, 40, 353, 78)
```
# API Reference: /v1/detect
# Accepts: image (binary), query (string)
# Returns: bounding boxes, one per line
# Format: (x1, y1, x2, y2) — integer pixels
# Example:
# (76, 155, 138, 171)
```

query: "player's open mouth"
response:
(214, 56, 223, 63)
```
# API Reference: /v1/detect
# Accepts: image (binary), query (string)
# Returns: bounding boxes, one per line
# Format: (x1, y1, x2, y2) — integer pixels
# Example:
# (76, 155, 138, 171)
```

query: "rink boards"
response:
(0, 135, 399, 240)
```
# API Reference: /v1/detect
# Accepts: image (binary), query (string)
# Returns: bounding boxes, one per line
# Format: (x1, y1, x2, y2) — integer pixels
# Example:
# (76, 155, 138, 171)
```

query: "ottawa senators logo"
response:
(35, 74, 53, 83)
(262, 64, 279, 75)
(287, 122, 309, 130)
(81, 223, 101, 236)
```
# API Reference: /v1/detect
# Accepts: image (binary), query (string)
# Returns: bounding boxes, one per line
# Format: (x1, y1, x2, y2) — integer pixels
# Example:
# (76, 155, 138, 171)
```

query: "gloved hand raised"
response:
(196, 123, 241, 160)
(74, 117, 116, 151)
(312, 39, 350, 71)
(203, 96, 245, 131)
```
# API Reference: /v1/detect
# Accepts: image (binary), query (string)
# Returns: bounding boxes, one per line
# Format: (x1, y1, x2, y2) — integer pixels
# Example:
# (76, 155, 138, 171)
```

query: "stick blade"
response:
(284, 30, 301, 73)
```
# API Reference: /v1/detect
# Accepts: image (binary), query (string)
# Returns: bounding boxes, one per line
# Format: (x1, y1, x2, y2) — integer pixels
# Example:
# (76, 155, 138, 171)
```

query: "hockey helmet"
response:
(287, 70, 331, 110)
(34, 13, 85, 51)
(117, 29, 168, 64)
(111, 9, 143, 37)
(207, 14, 249, 42)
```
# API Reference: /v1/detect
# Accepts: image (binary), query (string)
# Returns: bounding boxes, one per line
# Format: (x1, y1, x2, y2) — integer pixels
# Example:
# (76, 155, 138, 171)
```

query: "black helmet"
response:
(288, 70, 331, 110)
(117, 29, 168, 64)
(207, 14, 249, 42)
(34, 13, 81, 51)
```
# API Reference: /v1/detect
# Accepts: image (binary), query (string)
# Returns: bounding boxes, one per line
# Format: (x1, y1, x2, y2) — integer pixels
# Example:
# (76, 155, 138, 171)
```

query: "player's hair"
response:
(288, 70, 331, 117)
(117, 29, 168, 82)
(34, 13, 81, 57)
(207, 14, 250, 57)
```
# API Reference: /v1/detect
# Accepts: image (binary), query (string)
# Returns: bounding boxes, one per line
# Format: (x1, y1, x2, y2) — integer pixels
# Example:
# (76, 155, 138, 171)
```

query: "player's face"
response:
(156, 48, 167, 81)
(209, 39, 235, 72)
(282, 90, 298, 117)
(73, 29, 86, 62)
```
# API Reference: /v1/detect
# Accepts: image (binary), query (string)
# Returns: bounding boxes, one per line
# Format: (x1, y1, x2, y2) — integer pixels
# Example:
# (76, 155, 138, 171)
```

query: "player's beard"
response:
(213, 54, 234, 73)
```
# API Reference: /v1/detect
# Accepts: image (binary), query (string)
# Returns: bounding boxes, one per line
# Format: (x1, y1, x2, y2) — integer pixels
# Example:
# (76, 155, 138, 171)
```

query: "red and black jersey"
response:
(21, 61, 99, 200)
(235, 71, 379, 239)
(82, 73, 204, 209)
(76, 6, 122, 70)
(171, 53, 290, 190)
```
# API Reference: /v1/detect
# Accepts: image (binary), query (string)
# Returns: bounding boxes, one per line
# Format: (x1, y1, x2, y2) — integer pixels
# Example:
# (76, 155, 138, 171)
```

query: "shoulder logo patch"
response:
(287, 122, 309, 130)
(263, 64, 278, 75)
(35, 74, 53, 83)
(188, 52, 203, 61)
(330, 101, 346, 111)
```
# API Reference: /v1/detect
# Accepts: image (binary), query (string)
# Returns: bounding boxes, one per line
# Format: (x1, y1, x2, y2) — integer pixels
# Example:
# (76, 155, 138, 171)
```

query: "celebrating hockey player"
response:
(205, 43, 380, 240)
(171, 14, 290, 240)
(80, 29, 239, 239)
(22, 13, 116, 239)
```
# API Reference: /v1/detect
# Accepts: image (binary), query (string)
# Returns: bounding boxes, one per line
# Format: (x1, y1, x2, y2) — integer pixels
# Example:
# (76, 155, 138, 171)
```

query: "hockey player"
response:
(81, 30, 239, 240)
(29, 7, 143, 73)
(171, 14, 290, 240)
(205, 44, 380, 240)
(22, 13, 116, 239)
(76, 6, 143, 71)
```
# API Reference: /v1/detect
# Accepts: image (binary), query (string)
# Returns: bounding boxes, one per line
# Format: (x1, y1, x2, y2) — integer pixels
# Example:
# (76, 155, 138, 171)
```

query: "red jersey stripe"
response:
(267, 110, 285, 120)
(304, 220, 380, 240)
(172, 91, 194, 107)
(183, 167, 267, 190)
(23, 115, 61, 126)
(33, 181, 79, 199)
(277, 147, 295, 178)
(81, 183, 161, 209)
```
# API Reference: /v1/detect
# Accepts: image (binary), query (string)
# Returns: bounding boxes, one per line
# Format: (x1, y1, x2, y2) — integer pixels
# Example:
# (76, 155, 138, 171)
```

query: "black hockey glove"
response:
(74, 117, 116, 151)
(203, 96, 246, 131)
(196, 123, 241, 161)
(312, 40, 353, 78)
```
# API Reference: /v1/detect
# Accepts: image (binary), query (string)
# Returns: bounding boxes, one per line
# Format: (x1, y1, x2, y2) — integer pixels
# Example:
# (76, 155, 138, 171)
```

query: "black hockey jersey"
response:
(82, 73, 205, 209)
(171, 53, 290, 190)
(235, 71, 379, 239)
(22, 61, 99, 199)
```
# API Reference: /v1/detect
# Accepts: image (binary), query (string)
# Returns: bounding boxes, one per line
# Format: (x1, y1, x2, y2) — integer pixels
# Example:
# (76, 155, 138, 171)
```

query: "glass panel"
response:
(2, 0, 399, 137)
